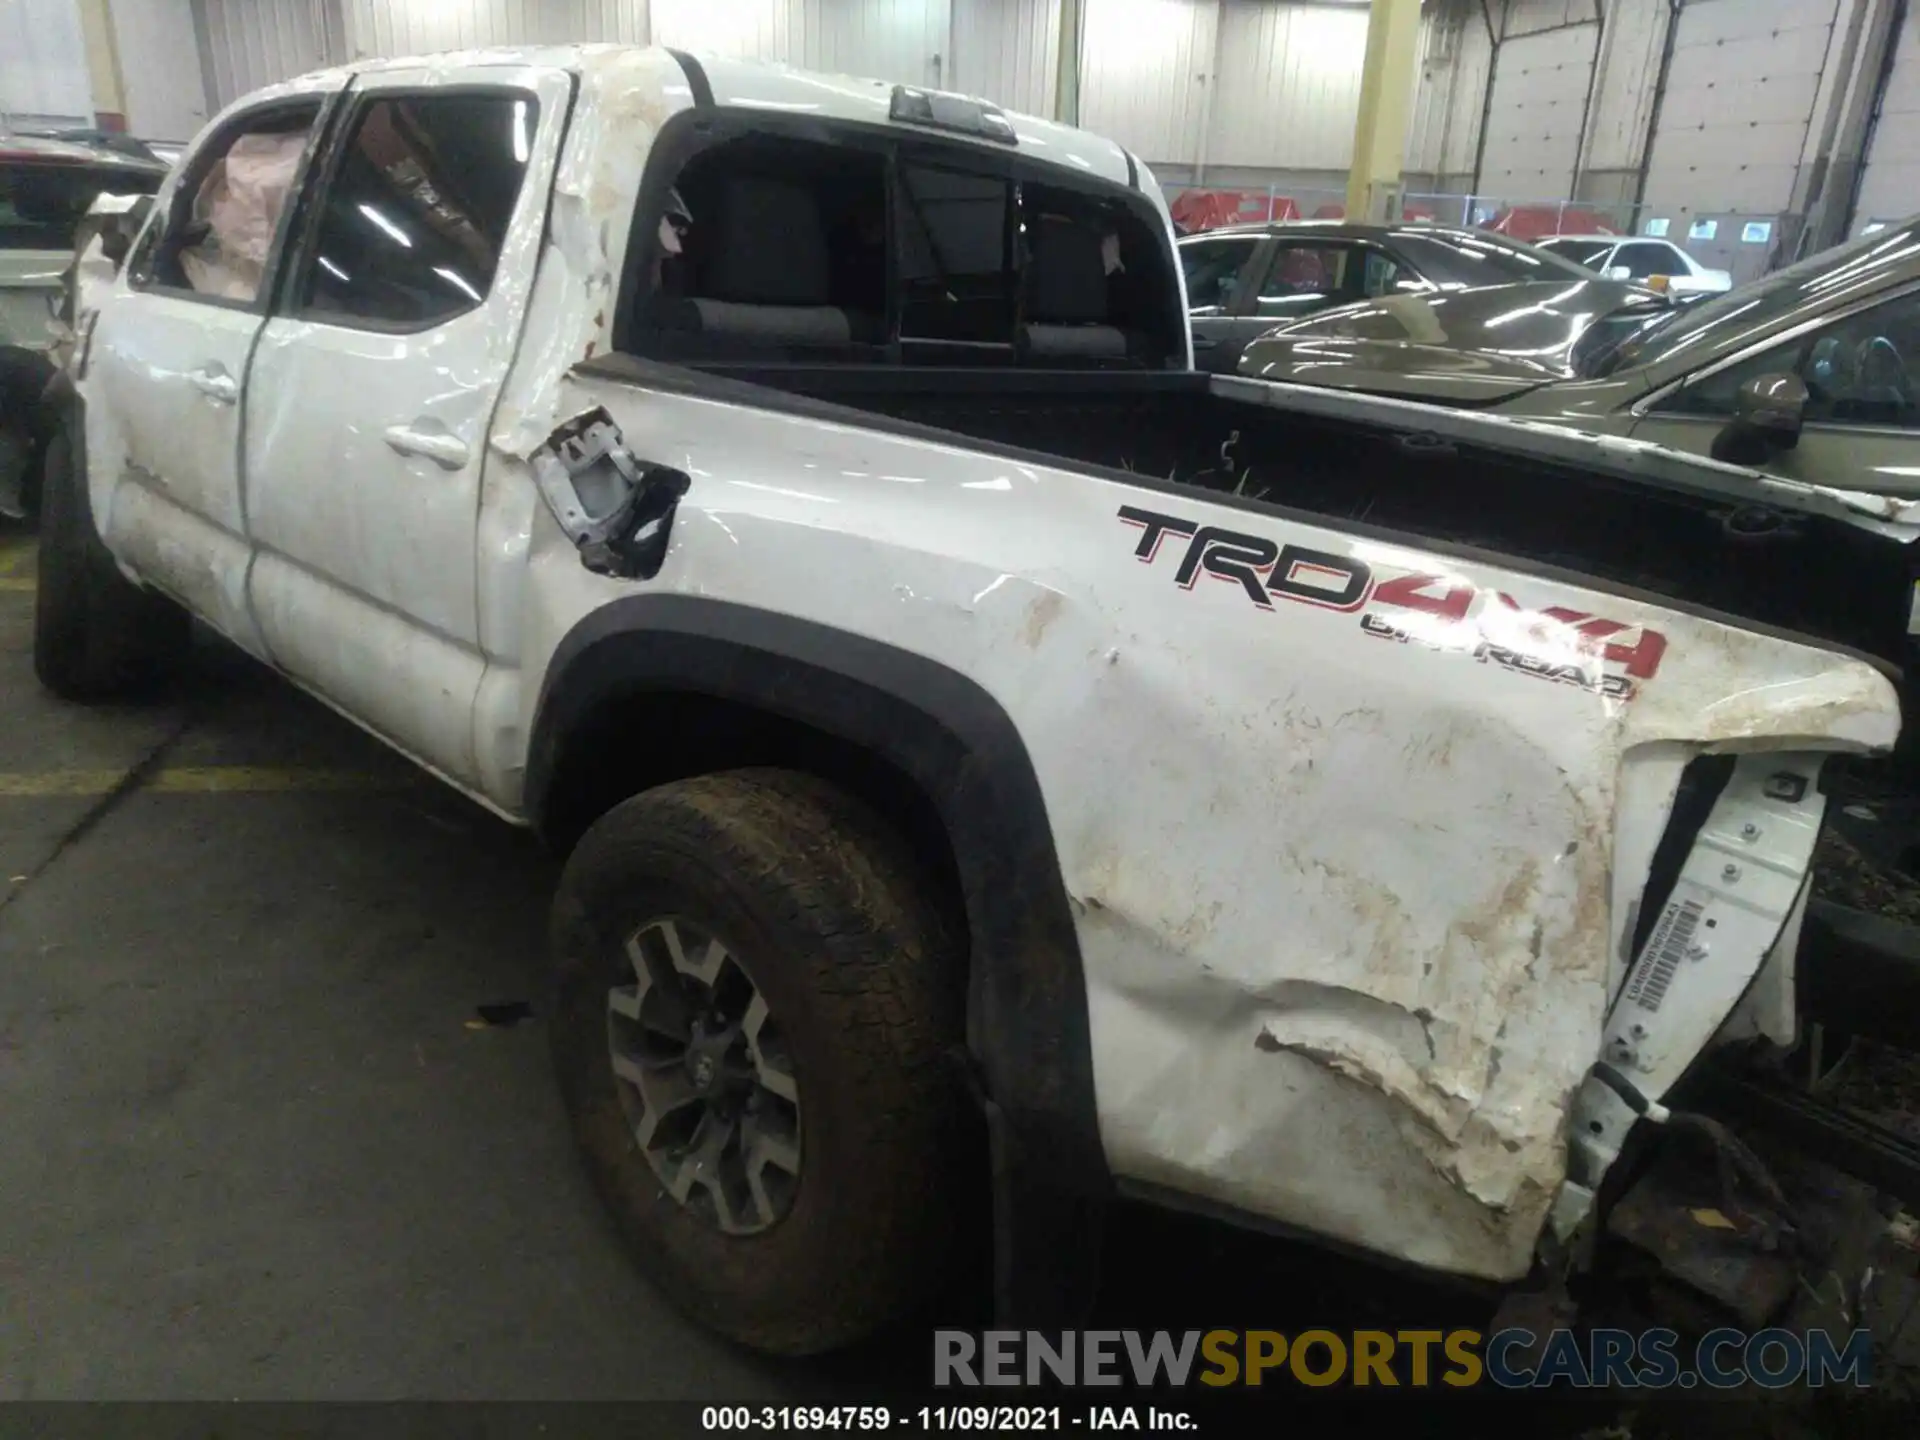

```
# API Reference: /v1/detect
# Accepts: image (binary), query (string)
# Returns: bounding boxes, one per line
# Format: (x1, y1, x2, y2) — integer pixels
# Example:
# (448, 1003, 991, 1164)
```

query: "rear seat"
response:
(653, 175, 880, 354)
(1020, 216, 1130, 360)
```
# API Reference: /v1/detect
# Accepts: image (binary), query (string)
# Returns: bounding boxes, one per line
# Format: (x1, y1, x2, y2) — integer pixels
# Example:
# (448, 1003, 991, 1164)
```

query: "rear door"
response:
(82, 91, 336, 649)
(1180, 233, 1271, 373)
(242, 64, 571, 786)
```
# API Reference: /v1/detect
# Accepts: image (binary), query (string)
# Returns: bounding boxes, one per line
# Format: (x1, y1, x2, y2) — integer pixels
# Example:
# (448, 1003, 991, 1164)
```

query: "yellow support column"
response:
(1345, 0, 1425, 223)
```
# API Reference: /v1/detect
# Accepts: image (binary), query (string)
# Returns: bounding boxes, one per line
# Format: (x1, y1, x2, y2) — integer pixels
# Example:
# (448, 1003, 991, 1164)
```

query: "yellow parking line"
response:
(151, 766, 416, 793)
(0, 766, 415, 796)
(0, 770, 129, 796)
(0, 543, 31, 577)
(0, 578, 32, 592)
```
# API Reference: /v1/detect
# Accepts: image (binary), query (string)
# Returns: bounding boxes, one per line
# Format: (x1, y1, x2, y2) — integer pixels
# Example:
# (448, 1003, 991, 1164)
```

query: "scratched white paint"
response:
(533, 368, 1895, 1278)
(73, 45, 1904, 1289)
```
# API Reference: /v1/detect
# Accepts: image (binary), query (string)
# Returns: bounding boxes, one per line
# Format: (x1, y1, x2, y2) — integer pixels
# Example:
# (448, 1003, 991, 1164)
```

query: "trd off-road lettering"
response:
(1118, 505, 1669, 700)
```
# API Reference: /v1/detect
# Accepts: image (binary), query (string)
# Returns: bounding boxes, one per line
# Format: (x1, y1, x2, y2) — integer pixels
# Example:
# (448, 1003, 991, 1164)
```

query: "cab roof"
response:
(273, 43, 1142, 193)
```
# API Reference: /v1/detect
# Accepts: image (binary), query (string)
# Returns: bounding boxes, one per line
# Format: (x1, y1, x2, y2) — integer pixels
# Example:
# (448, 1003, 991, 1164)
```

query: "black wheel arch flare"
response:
(525, 593, 1109, 1196)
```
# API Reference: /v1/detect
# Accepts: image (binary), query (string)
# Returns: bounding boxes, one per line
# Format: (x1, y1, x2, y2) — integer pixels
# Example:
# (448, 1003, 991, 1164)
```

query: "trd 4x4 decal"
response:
(1118, 505, 1669, 701)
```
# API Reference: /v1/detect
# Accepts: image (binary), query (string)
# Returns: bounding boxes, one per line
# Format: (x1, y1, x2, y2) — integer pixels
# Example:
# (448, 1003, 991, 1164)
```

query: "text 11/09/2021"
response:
(703, 1407, 1192, 1431)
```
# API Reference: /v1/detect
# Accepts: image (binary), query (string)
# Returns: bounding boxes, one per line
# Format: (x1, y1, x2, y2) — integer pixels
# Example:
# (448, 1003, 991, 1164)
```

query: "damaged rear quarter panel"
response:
(514, 368, 1900, 1285)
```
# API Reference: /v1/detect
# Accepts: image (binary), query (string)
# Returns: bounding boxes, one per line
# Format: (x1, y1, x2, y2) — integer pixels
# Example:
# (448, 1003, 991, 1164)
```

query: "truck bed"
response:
(578, 355, 1916, 692)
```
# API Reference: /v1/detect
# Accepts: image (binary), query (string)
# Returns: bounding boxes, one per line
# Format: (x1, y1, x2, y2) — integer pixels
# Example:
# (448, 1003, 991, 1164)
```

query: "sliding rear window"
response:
(618, 113, 1184, 371)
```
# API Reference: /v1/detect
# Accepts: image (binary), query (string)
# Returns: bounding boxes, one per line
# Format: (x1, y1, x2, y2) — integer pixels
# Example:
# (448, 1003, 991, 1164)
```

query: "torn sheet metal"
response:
(474, 47, 690, 670)
(530, 406, 689, 578)
(521, 366, 1900, 1285)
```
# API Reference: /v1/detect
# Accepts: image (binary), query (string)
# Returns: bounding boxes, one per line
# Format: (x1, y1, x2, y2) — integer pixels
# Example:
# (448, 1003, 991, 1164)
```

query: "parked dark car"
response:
(1237, 214, 1920, 501)
(1179, 219, 1605, 373)
(1, 131, 168, 521)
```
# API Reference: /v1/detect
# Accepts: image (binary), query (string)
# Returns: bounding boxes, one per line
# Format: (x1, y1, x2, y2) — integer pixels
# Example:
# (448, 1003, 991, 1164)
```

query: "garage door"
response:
(1853, 6, 1920, 236)
(1476, 15, 1601, 201)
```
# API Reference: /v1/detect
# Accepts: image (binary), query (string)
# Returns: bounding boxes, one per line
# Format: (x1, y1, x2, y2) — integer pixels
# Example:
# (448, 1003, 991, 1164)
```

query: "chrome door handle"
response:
(383, 423, 470, 470)
(189, 367, 238, 403)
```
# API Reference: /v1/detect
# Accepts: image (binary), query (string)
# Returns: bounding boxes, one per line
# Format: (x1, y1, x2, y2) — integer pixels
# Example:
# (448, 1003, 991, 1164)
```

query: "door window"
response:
(1180, 237, 1262, 315)
(1611, 242, 1678, 279)
(1535, 237, 1615, 269)
(622, 124, 1181, 368)
(1360, 249, 1407, 296)
(289, 92, 537, 329)
(1656, 290, 1920, 430)
(898, 163, 1011, 344)
(132, 104, 319, 305)
(1254, 243, 1371, 317)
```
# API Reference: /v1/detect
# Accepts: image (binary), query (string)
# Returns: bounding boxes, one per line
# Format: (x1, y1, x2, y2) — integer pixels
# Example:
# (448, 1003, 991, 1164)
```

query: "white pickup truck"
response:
(36, 44, 1920, 1356)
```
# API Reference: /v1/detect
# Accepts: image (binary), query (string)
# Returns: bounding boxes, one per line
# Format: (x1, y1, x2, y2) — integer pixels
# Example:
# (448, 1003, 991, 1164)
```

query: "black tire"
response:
(33, 412, 189, 700)
(0, 346, 55, 524)
(0, 416, 38, 523)
(548, 768, 971, 1355)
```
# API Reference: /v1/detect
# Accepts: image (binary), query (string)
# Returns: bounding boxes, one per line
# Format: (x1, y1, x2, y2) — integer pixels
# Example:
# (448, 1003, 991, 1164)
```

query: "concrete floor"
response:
(0, 528, 840, 1401)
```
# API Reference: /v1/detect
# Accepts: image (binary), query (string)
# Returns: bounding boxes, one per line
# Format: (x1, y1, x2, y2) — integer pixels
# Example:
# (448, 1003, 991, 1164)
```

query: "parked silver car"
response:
(1238, 214, 1920, 501)
(1180, 219, 1604, 373)
(1535, 233, 1733, 298)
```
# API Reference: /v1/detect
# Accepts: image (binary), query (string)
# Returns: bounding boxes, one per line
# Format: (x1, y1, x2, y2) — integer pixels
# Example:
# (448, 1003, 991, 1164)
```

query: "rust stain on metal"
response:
(1022, 590, 1064, 649)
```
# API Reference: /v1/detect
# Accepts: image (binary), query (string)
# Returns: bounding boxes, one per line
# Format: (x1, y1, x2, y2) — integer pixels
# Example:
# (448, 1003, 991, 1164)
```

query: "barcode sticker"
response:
(1626, 898, 1704, 1014)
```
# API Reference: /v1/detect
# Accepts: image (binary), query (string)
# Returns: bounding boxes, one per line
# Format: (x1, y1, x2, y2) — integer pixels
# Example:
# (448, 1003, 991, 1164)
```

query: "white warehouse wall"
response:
(0, 0, 94, 129)
(951, 0, 1057, 117)
(1577, 0, 1667, 182)
(112, 0, 211, 139)
(1078, 0, 1372, 181)
(1405, 0, 1905, 266)
(1856, 0, 1920, 232)
(201, 0, 339, 108)
(1473, 5, 1600, 200)
(1077, 0, 1217, 166)
(1639, 0, 1845, 217)
(344, 0, 647, 52)
(649, 0, 950, 87)
(1205, 0, 1367, 171)
(1406, 0, 1492, 188)
(170, 0, 1378, 183)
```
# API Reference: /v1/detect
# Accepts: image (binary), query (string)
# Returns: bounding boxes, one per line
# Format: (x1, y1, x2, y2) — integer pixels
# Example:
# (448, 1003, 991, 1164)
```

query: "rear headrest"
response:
(1026, 217, 1110, 324)
(703, 175, 830, 306)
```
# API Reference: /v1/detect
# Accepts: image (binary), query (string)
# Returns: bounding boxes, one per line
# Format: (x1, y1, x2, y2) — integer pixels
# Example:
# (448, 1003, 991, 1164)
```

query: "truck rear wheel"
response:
(547, 769, 971, 1355)
(33, 414, 188, 701)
